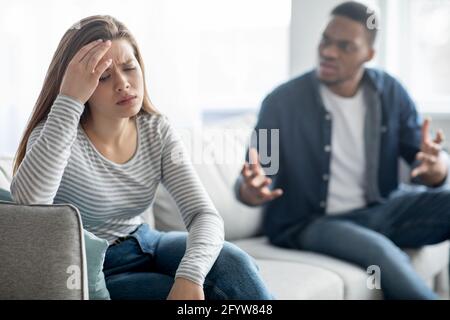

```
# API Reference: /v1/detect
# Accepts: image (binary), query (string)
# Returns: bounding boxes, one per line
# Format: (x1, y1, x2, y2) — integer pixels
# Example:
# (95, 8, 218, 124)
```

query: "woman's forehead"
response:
(103, 39, 135, 63)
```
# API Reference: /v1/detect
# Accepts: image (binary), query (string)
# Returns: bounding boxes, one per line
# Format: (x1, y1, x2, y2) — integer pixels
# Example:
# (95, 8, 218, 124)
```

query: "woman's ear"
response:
(366, 48, 375, 62)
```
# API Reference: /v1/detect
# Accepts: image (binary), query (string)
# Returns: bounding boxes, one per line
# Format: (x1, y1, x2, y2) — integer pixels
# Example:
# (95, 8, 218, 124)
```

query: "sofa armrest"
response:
(0, 202, 88, 299)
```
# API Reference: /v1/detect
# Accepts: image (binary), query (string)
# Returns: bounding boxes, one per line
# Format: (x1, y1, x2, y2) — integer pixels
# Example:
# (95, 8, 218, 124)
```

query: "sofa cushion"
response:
(234, 237, 383, 300)
(404, 241, 449, 297)
(0, 170, 10, 192)
(0, 202, 88, 299)
(0, 188, 12, 202)
(0, 156, 13, 178)
(235, 237, 450, 299)
(83, 229, 110, 300)
(254, 259, 344, 299)
(0, 174, 9, 191)
(404, 241, 449, 279)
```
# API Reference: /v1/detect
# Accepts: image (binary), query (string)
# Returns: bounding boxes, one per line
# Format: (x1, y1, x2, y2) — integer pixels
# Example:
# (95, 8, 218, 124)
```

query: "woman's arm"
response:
(10, 95, 84, 204)
(159, 116, 225, 288)
(11, 39, 112, 204)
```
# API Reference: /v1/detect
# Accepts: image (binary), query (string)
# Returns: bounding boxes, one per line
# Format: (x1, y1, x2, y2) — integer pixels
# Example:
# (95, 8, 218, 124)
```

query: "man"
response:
(235, 1, 450, 299)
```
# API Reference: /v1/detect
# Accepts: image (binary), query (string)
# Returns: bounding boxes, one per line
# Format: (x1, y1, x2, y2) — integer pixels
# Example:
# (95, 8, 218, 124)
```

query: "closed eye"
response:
(99, 67, 136, 82)
(99, 74, 110, 81)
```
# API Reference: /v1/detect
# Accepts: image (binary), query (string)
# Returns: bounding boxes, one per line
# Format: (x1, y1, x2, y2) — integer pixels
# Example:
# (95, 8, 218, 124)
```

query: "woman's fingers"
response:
(60, 39, 114, 104)
(73, 39, 104, 63)
(86, 40, 112, 73)
(93, 58, 113, 78)
(80, 40, 109, 65)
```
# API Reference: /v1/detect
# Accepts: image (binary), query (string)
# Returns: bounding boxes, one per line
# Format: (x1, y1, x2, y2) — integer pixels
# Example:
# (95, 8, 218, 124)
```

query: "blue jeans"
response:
(103, 223, 273, 300)
(272, 189, 450, 300)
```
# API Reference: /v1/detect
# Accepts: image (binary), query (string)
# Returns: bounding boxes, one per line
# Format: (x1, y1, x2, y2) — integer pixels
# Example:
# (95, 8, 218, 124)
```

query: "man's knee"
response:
(363, 237, 410, 267)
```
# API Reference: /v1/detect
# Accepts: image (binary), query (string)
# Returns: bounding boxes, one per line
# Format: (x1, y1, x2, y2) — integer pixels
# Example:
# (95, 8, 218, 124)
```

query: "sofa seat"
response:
(234, 237, 449, 299)
(254, 259, 344, 299)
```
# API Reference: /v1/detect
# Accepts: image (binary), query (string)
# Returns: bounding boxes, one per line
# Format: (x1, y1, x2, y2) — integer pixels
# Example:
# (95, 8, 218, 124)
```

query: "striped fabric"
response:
(11, 94, 224, 285)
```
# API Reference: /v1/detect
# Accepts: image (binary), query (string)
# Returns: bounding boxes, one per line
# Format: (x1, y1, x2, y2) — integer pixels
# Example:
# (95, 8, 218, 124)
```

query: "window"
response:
(381, 0, 450, 114)
(0, 0, 290, 156)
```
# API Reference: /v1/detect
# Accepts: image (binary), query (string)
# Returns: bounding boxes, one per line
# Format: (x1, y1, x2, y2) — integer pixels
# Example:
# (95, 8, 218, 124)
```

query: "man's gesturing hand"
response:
(239, 148, 283, 206)
(411, 118, 448, 186)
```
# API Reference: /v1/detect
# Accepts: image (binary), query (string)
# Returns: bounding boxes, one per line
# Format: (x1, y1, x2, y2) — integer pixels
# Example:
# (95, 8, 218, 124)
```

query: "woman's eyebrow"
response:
(120, 58, 135, 65)
(104, 58, 135, 71)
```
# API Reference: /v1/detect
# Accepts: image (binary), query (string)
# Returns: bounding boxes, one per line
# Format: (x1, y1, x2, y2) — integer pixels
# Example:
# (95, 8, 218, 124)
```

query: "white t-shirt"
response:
(320, 85, 367, 214)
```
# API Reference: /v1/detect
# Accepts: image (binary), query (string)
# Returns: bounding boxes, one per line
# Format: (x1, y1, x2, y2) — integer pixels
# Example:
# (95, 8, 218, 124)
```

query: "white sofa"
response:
(1, 112, 448, 299)
(150, 113, 450, 300)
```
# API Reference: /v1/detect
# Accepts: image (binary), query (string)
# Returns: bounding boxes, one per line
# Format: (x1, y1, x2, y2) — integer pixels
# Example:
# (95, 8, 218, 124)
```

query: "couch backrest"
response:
(0, 156, 13, 191)
(152, 113, 264, 241)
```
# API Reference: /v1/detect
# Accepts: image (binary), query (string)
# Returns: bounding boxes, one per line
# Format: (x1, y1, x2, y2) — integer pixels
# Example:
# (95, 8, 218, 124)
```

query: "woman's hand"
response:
(167, 277, 205, 300)
(60, 39, 112, 104)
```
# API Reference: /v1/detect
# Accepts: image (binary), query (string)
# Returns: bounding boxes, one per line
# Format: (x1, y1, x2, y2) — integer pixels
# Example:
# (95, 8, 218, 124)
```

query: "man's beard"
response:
(317, 68, 360, 87)
(317, 73, 347, 86)
(319, 77, 345, 86)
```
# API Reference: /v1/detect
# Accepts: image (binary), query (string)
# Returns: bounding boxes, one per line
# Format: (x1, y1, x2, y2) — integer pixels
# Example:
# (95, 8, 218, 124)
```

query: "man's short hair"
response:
(331, 1, 378, 46)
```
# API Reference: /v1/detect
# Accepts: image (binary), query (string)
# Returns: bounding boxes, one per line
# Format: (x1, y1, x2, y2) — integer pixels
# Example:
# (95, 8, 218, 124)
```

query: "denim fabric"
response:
(103, 223, 273, 300)
(272, 189, 450, 300)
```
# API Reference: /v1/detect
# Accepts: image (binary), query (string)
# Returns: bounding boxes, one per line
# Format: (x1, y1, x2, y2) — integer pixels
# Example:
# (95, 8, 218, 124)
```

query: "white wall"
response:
(289, 0, 342, 77)
(289, 0, 381, 77)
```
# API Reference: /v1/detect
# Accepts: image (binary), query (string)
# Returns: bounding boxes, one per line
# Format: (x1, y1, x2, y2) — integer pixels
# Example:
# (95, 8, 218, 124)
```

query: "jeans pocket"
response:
(129, 223, 163, 256)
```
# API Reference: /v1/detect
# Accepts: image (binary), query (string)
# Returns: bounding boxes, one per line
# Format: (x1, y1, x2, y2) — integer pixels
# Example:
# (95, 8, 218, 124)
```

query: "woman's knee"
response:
(217, 242, 258, 273)
(207, 242, 273, 300)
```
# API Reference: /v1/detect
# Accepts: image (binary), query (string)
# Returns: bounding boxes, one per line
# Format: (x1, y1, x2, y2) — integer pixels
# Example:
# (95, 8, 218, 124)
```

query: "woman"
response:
(11, 15, 272, 300)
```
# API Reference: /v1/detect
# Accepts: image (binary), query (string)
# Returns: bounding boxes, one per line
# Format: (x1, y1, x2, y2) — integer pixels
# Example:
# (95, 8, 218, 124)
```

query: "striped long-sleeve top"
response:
(11, 94, 224, 285)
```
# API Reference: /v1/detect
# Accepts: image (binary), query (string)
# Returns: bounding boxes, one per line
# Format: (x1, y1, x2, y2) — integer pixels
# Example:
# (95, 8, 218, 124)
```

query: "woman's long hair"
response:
(13, 15, 158, 175)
